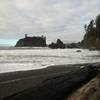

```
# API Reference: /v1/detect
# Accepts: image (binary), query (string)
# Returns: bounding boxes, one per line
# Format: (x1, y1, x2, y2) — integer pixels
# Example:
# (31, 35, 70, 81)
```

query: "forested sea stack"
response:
(15, 34, 47, 47)
(81, 14, 100, 49)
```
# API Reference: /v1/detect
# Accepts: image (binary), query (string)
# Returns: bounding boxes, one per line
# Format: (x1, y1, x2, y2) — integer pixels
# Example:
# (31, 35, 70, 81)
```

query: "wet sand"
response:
(0, 63, 99, 100)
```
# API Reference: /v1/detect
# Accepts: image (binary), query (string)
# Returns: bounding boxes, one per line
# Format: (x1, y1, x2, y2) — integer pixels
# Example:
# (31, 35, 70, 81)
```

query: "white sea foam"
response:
(0, 48, 100, 73)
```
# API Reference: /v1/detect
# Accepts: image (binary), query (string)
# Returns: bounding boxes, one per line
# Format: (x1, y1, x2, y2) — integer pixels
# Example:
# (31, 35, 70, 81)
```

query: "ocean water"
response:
(0, 47, 100, 73)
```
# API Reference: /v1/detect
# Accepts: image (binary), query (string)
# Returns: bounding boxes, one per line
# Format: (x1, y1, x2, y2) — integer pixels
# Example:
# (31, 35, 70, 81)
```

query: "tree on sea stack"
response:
(25, 34, 28, 38)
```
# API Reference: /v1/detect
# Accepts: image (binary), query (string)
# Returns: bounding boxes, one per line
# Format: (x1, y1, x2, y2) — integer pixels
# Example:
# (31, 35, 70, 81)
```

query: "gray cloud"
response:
(0, 0, 100, 43)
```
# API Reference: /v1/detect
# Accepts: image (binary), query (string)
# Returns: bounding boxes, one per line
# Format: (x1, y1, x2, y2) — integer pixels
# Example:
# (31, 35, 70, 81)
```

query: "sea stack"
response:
(48, 39, 65, 49)
(15, 34, 47, 47)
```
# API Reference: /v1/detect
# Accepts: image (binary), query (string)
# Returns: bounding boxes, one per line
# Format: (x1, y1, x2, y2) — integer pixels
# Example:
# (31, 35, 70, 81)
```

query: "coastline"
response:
(0, 63, 100, 100)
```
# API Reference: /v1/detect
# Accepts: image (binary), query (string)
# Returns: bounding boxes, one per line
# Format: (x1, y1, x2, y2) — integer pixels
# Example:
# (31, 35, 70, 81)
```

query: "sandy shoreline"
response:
(0, 63, 99, 82)
(0, 63, 100, 100)
(0, 64, 88, 82)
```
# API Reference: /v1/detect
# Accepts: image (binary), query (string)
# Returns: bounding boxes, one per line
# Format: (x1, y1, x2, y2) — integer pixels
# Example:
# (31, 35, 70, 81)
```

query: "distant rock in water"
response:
(81, 14, 100, 49)
(65, 42, 81, 48)
(15, 34, 47, 47)
(76, 50, 81, 52)
(48, 39, 65, 49)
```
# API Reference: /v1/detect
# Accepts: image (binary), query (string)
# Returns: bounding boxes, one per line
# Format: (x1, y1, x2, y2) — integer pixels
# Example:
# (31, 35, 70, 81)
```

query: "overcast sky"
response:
(0, 0, 100, 45)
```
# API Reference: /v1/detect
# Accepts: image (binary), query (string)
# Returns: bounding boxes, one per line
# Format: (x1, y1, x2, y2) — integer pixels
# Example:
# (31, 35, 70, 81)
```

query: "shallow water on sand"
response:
(0, 48, 100, 73)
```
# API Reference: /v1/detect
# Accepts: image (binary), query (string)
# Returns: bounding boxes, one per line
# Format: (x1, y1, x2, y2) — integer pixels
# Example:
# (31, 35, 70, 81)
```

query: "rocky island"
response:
(48, 39, 65, 49)
(15, 34, 47, 47)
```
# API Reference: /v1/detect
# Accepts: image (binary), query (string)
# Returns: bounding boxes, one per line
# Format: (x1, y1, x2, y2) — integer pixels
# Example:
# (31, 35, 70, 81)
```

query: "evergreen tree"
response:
(96, 14, 100, 39)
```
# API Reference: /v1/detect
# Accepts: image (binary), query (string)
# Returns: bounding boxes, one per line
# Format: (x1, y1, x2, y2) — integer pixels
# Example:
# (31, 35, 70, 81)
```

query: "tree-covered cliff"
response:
(81, 14, 100, 49)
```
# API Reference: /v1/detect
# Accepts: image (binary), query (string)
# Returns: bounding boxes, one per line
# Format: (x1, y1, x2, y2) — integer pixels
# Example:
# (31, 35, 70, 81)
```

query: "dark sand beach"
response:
(0, 63, 100, 100)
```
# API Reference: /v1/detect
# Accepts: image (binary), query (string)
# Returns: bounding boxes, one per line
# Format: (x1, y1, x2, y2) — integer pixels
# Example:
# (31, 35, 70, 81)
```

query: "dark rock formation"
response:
(4, 65, 98, 100)
(15, 35, 47, 47)
(48, 39, 65, 49)
(81, 14, 100, 49)
(76, 50, 81, 52)
(65, 42, 81, 48)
